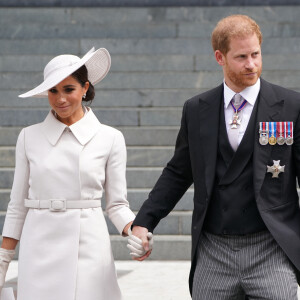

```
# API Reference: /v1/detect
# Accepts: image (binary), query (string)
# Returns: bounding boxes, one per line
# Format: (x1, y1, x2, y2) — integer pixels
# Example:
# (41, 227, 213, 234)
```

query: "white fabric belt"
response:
(24, 199, 101, 212)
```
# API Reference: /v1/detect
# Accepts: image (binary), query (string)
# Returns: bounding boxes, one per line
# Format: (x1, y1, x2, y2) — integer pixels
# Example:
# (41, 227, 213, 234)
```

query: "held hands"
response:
(127, 226, 153, 261)
(0, 248, 15, 293)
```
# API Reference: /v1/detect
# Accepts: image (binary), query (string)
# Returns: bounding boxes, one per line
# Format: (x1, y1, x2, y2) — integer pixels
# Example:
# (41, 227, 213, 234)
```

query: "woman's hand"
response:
(127, 226, 153, 261)
(0, 248, 15, 294)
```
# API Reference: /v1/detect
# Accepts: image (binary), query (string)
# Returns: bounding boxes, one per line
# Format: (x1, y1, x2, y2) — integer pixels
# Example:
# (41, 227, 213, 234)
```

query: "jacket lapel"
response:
(253, 78, 285, 199)
(198, 84, 223, 198)
(218, 105, 235, 167)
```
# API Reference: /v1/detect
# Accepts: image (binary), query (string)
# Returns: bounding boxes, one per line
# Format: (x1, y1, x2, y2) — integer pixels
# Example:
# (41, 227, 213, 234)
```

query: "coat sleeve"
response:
(132, 100, 194, 232)
(2, 129, 29, 240)
(104, 130, 135, 234)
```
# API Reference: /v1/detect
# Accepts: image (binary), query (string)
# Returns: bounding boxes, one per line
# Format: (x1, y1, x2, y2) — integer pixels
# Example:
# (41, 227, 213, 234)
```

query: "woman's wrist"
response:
(1, 237, 18, 251)
(122, 221, 133, 237)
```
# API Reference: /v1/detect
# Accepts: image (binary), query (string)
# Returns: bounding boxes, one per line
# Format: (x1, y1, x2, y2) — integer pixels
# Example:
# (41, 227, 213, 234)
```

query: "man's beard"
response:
(226, 63, 262, 89)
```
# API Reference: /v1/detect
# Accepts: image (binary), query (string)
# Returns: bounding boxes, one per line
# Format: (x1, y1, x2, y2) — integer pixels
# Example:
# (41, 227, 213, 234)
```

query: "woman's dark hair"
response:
(71, 65, 95, 103)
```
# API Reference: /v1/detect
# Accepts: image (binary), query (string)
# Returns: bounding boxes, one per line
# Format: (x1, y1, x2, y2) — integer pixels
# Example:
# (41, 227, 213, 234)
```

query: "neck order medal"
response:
(229, 96, 247, 129)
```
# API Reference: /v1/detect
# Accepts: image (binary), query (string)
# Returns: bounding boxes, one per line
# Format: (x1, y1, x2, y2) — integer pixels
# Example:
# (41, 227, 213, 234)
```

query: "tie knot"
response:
(232, 94, 243, 106)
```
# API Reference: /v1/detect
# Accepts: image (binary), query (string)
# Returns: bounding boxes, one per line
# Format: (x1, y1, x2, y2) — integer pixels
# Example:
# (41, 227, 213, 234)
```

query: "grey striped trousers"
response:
(192, 231, 298, 300)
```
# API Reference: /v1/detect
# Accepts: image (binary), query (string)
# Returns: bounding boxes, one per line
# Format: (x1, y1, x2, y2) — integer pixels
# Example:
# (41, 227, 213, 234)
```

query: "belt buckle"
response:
(50, 199, 67, 212)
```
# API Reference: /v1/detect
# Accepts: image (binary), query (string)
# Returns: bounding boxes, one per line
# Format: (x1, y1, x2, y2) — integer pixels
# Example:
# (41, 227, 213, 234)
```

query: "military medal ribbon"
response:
(269, 122, 277, 145)
(285, 121, 294, 145)
(277, 121, 285, 145)
(259, 122, 269, 145)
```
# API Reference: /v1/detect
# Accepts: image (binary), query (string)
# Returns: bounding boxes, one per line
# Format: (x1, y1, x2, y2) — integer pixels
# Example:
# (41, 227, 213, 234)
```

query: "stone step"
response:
(0, 7, 300, 25)
(2, 37, 300, 55)
(0, 108, 183, 127)
(2, 71, 224, 90)
(0, 234, 192, 260)
(3, 70, 300, 93)
(0, 188, 194, 212)
(1, 22, 177, 39)
(0, 127, 22, 146)
(0, 212, 5, 234)
(0, 126, 180, 146)
(0, 8, 151, 24)
(0, 146, 175, 167)
(0, 190, 10, 211)
(2, 54, 300, 74)
(0, 88, 200, 108)
(82, 37, 300, 56)
(0, 55, 195, 72)
(4, 20, 300, 40)
(0, 147, 15, 167)
(0, 167, 189, 189)
(178, 22, 300, 38)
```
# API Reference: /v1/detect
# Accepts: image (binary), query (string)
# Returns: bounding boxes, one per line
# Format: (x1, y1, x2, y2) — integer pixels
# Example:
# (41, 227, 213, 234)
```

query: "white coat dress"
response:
(2, 108, 135, 300)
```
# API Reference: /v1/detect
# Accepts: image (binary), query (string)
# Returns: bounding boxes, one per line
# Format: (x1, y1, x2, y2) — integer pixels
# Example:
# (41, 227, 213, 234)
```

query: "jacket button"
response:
(193, 226, 197, 230)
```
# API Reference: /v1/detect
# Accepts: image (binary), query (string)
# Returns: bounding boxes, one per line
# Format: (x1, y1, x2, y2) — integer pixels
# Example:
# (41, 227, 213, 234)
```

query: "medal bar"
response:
(259, 121, 294, 146)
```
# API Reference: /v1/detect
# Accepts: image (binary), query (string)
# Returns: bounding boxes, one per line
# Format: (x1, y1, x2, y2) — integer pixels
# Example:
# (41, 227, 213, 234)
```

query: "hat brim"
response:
(19, 48, 111, 98)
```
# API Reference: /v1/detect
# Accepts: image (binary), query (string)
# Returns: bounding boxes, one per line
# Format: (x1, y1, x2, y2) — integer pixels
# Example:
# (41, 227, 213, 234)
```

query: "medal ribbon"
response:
(260, 122, 267, 131)
(264, 122, 268, 132)
(230, 98, 247, 114)
(269, 122, 276, 138)
(284, 122, 287, 139)
(277, 122, 283, 137)
(288, 122, 293, 138)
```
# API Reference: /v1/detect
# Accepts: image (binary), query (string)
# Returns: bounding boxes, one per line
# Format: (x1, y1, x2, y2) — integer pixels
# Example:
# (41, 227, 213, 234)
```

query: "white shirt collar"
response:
(42, 107, 102, 146)
(223, 78, 261, 108)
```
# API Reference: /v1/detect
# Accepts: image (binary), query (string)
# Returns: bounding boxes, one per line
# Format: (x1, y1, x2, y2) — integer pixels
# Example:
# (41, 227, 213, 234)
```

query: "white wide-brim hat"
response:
(19, 47, 111, 98)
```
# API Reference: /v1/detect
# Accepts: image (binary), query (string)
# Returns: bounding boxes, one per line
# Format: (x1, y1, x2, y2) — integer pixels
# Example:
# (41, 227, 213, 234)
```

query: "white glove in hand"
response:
(0, 248, 15, 293)
(127, 228, 153, 258)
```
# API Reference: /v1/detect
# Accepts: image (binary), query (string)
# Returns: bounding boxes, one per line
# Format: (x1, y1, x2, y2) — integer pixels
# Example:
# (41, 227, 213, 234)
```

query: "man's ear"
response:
(215, 50, 226, 66)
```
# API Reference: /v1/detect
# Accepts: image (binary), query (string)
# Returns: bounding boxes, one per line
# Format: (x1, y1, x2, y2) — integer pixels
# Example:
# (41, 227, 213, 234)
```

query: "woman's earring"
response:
(83, 93, 86, 99)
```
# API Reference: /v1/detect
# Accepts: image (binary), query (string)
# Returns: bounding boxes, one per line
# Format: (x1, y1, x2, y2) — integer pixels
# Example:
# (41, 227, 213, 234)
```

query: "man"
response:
(130, 14, 300, 299)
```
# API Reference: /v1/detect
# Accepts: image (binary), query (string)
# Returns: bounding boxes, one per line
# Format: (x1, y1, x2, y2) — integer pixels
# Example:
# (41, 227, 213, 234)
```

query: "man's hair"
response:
(211, 15, 262, 54)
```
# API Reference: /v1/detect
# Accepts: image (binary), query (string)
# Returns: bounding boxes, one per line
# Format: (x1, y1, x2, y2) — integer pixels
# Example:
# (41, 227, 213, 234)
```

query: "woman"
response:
(0, 47, 136, 300)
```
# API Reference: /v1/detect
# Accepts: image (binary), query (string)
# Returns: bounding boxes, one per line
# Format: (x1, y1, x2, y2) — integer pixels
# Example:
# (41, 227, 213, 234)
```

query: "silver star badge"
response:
(267, 160, 285, 178)
(229, 114, 241, 129)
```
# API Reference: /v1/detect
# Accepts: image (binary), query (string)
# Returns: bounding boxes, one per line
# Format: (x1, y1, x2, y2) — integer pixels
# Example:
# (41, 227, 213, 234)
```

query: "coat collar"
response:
(198, 84, 223, 198)
(223, 78, 260, 108)
(42, 108, 102, 146)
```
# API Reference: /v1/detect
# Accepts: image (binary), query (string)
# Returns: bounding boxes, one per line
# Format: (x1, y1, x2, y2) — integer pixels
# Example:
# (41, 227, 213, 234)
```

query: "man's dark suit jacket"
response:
(132, 78, 300, 293)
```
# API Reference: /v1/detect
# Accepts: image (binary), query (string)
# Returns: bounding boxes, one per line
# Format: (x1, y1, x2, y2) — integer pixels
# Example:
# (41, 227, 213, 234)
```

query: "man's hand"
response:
(0, 248, 15, 294)
(127, 226, 153, 261)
